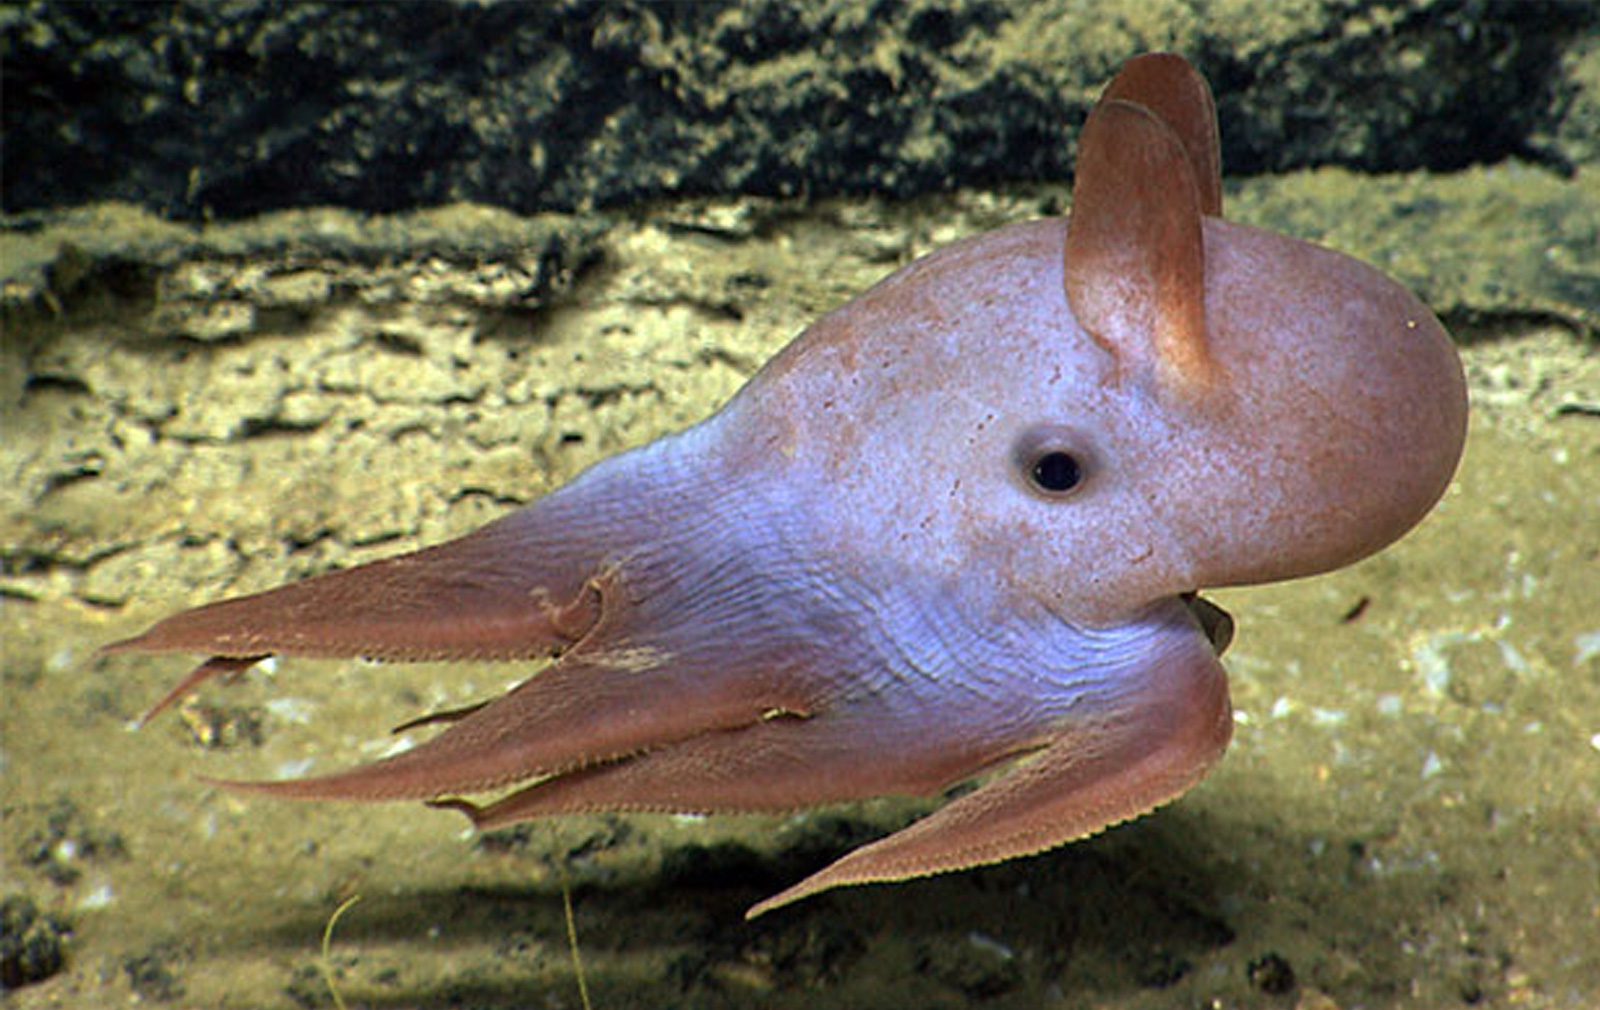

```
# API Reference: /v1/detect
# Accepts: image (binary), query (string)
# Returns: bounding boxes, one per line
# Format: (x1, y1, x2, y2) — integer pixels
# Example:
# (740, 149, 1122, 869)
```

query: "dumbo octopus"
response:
(106, 54, 1467, 917)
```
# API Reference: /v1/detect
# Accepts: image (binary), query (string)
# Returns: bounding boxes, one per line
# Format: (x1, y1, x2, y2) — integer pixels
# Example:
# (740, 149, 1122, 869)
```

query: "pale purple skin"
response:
(105, 55, 1468, 917)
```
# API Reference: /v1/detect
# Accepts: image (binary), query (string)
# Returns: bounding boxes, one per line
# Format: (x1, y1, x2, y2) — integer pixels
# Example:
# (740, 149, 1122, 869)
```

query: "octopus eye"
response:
(1013, 425, 1093, 499)
(1029, 451, 1083, 494)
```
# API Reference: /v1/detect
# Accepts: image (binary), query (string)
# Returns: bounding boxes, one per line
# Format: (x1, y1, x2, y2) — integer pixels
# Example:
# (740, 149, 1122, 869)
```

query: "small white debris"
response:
(1421, 751, 1444, 779)
(375, 735, 416, 759)
(1311, 707, 1347, 727)
(1574, 631, 1600, 667)
(275, 758, 316, 779)
(966, 931, 1016, 961)
(1411, 630, 1477, 697)
(263, 698, 314, 724)
(77, 884, 115, 910)
(1376, 694, 1404, 717)
(1497, 640, 1531, 675)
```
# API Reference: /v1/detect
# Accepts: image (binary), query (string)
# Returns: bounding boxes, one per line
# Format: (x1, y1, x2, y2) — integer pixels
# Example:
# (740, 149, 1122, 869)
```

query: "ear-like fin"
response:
(1101, 53, 1222, 217)
(747, 629, 1232, 918)
(1064, 97, 1214, 397)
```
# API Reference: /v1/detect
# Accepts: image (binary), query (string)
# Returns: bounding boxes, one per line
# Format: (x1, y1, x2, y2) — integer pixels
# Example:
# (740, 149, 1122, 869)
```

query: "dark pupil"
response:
(1031, 452, 1082, 493)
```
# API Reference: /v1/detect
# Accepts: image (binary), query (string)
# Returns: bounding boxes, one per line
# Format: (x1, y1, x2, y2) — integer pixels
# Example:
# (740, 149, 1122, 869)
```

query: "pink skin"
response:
(104, 54, 1467, 918)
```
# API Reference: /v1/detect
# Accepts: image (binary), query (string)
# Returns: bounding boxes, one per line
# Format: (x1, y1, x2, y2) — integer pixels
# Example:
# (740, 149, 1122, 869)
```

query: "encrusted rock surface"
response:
(5, 0, 1596, 218)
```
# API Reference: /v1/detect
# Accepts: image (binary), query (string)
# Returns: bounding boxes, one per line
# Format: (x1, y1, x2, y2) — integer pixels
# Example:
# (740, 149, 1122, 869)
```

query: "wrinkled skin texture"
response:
(105, 55, 1468, 917)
